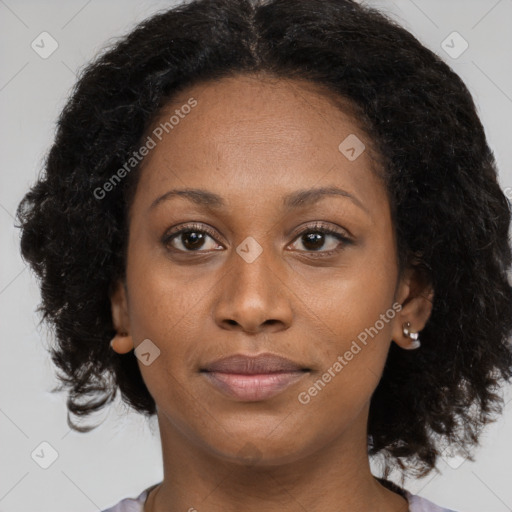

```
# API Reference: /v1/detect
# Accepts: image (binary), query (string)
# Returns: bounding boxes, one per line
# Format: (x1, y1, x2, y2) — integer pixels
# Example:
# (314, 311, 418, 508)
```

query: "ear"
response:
(391, 263, 434, 349)
(110, 279, 133, 354)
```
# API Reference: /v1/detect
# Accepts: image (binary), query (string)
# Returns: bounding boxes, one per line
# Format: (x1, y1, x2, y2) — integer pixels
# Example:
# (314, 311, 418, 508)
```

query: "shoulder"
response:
(100, 484, 157, 512)
(405, 490, 460, 512)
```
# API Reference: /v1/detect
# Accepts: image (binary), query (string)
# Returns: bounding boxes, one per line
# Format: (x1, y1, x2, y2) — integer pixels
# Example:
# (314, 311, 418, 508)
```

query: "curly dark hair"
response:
(16, 0, 512, 481)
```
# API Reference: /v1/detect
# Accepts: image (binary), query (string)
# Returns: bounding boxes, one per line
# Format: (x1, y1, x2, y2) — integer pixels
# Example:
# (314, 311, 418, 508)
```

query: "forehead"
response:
(132, 73, 386, 215)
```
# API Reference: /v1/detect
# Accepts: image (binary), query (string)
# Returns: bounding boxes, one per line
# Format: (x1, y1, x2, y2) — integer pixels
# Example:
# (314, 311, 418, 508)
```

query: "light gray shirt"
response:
(100, 484, 459, 512)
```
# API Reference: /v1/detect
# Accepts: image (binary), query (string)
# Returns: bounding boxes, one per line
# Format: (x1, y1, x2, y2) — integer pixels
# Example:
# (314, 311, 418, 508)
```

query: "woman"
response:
(16, 0, 512, 511)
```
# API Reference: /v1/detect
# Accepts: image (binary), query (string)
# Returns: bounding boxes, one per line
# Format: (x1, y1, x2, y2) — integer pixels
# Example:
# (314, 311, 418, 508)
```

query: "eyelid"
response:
(288, 220, 352, 241)
(164, 222, 219, 240)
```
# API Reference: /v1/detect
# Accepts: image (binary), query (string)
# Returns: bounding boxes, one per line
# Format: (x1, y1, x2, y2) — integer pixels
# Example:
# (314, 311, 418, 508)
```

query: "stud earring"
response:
(402, 322, 421, 350)
(110, 332, 133, 354)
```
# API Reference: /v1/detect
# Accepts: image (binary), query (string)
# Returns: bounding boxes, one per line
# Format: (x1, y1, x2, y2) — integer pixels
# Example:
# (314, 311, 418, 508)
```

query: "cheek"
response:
(296, 288, 395, 427)
(299, 239, 397, 339)
(124, 248, 223, 390)
(125, 244, 211, 337)
(123, 258, 208, 408)
(297, 240, 398, 389)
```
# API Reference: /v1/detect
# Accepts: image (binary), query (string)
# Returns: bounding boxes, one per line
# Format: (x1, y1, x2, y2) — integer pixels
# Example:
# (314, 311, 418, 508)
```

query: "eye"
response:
(289, 222, 351, 255)
(162, 221, 351, 255)
(162, 223, 223, 252)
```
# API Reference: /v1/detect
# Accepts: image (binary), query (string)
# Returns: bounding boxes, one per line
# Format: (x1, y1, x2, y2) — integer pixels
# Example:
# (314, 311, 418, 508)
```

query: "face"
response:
(111, 73, 429, 466)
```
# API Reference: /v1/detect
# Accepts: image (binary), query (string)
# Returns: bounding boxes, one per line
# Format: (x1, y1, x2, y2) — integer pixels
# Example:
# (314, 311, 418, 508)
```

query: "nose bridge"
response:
(213, 233, 292, 332)
(231, 234, 279, 303)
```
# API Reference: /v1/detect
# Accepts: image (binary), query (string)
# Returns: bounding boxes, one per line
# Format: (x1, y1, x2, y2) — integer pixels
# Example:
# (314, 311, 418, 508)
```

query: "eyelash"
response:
(162, 221, 352, 257)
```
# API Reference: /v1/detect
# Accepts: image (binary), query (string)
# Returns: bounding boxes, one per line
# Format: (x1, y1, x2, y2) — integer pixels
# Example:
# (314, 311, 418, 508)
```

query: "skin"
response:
(110, 72, 433, 512)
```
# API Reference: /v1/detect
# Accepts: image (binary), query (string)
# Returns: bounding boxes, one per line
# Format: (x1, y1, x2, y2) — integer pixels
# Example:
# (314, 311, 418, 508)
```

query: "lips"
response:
(201, 353, 308, 374)
(200, 353, 310, 401)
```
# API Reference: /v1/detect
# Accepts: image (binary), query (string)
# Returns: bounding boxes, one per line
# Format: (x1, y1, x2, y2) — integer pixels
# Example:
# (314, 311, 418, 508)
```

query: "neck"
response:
(145, 405, 408, 512)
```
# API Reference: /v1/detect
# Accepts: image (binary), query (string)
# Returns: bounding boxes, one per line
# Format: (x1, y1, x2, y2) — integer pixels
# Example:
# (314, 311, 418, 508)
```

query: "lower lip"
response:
(202, 371, 308, 401)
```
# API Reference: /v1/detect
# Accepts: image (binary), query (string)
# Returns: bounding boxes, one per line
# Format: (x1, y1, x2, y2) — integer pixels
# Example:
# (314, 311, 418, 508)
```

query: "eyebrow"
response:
(149, 185, 369, 214)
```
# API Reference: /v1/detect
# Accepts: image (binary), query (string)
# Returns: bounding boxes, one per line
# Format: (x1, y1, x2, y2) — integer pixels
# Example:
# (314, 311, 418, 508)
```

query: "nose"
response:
(212, 245, 293, 334)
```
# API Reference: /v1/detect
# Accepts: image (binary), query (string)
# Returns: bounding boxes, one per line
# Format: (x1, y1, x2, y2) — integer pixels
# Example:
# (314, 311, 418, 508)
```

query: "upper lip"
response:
(201, 353, 309, 374)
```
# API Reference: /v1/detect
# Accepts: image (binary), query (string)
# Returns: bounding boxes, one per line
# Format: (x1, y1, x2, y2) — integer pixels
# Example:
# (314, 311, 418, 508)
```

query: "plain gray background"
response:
(1, 1, 511, 511)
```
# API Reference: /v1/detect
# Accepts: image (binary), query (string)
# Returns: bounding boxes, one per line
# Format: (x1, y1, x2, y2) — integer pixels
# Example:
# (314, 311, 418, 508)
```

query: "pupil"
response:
(183, 231, 205, 250)
(303, 233, 324, 251)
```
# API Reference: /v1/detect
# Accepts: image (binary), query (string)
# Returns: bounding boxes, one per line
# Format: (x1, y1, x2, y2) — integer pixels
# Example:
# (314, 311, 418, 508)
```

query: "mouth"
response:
(202, 371, 309, 401)
(200, 353, 310, 402)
